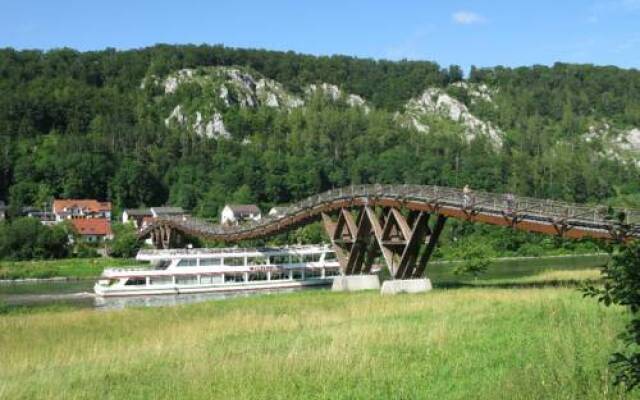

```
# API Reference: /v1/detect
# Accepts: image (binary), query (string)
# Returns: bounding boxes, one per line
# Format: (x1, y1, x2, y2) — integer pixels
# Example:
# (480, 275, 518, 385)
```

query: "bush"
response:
(584, 240, 640, 391)
(109, 223, 141, 258)
(453, 243, 492, 278)
(0, 218, 71, 260)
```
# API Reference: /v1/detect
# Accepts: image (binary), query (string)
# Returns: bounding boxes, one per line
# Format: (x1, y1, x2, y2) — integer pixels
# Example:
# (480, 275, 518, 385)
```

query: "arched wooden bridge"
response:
(139, 184, 640, 279)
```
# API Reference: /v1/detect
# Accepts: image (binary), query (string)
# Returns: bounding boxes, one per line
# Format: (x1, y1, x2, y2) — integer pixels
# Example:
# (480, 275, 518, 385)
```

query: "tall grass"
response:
(0, 288, 629, 399)
(0, 258, 140, 280)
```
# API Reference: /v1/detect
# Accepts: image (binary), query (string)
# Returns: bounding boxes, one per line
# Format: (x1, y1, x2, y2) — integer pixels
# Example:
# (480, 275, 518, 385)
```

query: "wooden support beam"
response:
(364, 206, 398, 276)
(321, 212, 348, 273)
(345, 208, 373, 275)
(413, 215, 447, 278)
(396, 212, 431, 279)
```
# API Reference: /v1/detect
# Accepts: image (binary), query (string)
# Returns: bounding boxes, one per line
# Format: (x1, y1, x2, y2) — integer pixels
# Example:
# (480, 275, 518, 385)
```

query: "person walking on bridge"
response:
(463, 185, 472, 208)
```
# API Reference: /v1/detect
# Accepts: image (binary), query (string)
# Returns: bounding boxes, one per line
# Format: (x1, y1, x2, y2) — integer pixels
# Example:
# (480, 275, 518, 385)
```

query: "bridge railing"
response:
(147, 184, 640, 239)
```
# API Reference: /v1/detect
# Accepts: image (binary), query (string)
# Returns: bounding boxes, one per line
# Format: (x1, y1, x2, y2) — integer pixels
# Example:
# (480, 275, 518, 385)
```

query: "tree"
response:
(453, 243, 492, 278)
(0, 218, 71, 260)
(108, 223, 141, 258)
(584, 240, 640, 390)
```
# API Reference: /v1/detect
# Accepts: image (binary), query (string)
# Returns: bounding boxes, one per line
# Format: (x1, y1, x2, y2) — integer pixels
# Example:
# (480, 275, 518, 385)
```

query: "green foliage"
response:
(0, 218, 71, 260)
(108, 223, 141, 258)
(453, 243, 492, 277)
(584, 241, 640, 391)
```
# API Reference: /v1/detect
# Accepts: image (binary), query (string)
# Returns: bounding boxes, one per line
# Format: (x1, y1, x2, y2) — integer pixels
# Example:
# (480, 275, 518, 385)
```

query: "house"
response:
(122, 208, 153, 228)
(21, 207, 56, 225)
(52, 199, 112, 221)
(70, 219, 113, 242)
(268, 206, 289, 218)
(150, 207, 186, 219)
(0, 201, 7, 220)
(221, 204, 262, 225)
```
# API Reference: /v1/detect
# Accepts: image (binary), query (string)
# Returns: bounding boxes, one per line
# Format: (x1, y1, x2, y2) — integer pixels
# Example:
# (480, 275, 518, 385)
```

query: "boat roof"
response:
(136, 244, 332, 261)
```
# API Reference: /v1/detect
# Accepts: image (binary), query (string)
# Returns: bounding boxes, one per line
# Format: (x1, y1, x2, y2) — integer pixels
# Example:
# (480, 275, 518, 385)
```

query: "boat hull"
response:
(94, 278, 332, 297)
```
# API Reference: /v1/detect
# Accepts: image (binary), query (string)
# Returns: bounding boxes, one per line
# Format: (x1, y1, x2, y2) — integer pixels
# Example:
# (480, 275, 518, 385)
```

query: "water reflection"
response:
(0, 280, 323, 311)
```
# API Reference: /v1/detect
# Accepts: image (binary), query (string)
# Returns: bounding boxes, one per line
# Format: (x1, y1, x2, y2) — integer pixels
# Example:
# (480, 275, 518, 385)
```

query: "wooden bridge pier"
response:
(321, 206, 447, 279)
(149, 224, 185, 249)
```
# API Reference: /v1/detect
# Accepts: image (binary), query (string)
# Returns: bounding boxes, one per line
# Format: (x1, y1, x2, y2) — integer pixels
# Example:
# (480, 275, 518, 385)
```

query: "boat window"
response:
(270, 271, 287, 280)
(326, 268, 341, 276)
(324, 252, 337, 261)
(247, 257, 268, 266)
(224, 273, 245, 283)
(223, 257, 245, 266)
(200, 258, 221, 266)
(270, 255, 289, 265)
(306, 269, 322, 279)
(200, 275, 223, 284)
(177, 259, 197, 267)
(303, 254, 321, 263)
(292, 270, 303, 280)
(248, 272, 267, 281)
(149, 276, 172, 285)
(153, 260, 171, 270)
(125, 278, 146, 286)
(290, 255, 303, 264)
(176, 275, 198, 285)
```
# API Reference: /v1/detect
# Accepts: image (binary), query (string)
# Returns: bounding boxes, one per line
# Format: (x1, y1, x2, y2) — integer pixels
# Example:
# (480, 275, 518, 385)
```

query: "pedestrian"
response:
(463, 184, 471, 208)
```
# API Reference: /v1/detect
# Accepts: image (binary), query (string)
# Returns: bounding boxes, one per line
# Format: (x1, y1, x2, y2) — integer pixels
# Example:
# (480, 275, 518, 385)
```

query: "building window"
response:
(270, 255, 289, 265)
(200, 258, 221, 267)
(306, 269, 322, 279)
(223, 257, 245, 266)
(175, 275, 198, 285)
(125, 278, 146, 286)
(248, 272, 267, 281)
(200, 275, 223, 284)
(224, 273, 245, 283)
(325, 252, 337, 261)
(270, 271, 287, 280)
(303, 254, 321, 263)
(177, 259, 197, 267)
(149, 276, 172, 286)
(247, 257, 268, 266)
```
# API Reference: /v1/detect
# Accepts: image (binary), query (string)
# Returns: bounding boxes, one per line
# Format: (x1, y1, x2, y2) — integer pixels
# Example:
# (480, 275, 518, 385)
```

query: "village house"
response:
(221, 204, 262, 225)
(122, 206, 186, 229)
(52, 199, 113, 242)
(52, 199, 112, 221)
(150, 206, 186, 219)
(71, 218, 113, 242)
(268, 206, 289, 218)
(122, 208, 153, 228)
(21, 206, 56, 225)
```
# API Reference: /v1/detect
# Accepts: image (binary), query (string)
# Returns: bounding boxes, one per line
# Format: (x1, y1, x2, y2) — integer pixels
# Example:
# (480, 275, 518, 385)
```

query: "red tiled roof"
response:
(53, 199, 112, 214)
(71, 219, 112, 236)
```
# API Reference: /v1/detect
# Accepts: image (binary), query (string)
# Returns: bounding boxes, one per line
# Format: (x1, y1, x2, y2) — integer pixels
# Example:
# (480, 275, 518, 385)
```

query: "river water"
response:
(0, 280, 316, 311)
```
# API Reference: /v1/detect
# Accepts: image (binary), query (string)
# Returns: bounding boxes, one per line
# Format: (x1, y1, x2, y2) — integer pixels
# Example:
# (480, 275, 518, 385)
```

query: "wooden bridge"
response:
(139, 184, 640, 279)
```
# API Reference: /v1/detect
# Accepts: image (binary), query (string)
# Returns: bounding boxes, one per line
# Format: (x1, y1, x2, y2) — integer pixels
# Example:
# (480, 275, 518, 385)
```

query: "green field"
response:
(0, 258, 140, 280)
(0, 277, 633, 399)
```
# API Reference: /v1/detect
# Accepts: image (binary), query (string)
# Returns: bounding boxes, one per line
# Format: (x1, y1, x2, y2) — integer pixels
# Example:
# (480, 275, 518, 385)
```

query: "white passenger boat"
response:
(94, 244, 341, 297)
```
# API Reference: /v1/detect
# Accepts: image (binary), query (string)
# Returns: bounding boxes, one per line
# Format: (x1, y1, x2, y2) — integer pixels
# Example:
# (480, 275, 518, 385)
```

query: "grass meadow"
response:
(0, 278, 633, 399)
(0, 258, 140, 280)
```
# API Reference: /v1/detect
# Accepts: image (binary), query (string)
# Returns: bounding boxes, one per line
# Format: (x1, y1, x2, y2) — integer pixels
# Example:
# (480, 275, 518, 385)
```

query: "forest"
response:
(1, 44, 639, 235)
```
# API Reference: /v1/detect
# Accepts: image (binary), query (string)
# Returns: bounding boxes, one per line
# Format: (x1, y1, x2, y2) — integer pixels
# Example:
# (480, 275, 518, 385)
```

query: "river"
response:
(0, 280, 316, 311)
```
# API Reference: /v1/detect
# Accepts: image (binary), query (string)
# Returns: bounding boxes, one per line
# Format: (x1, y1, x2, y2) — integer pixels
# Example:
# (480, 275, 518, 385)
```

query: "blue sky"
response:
(2, 0, 640, 70)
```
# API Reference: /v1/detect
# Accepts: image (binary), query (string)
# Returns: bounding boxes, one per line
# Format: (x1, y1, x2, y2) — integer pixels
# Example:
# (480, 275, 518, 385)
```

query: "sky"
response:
(2, 0, 640, 70)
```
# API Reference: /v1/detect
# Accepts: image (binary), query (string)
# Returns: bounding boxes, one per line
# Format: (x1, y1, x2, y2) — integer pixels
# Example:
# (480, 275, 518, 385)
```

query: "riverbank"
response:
(0, 286, 628, 399)
(0, 253, 608, 283)
(0, 258, 139, 281)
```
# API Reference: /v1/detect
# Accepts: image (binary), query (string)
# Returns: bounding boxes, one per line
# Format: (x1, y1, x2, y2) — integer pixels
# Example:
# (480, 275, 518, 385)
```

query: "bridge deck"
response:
(140, 184, 640, 242)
